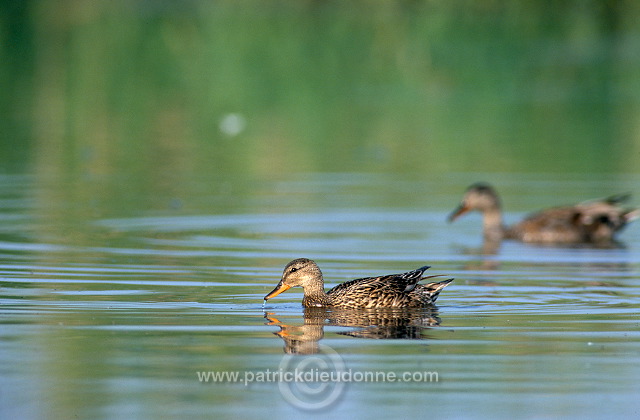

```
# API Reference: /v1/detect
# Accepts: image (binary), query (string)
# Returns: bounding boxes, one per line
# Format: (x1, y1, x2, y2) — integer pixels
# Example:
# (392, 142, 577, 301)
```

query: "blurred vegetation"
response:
(1, 0, 640, 209)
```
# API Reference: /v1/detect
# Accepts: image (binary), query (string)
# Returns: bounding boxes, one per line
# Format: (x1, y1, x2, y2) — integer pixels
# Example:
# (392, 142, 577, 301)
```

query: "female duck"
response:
(448, 182, 639, 244)
(264, 258, 452, 309)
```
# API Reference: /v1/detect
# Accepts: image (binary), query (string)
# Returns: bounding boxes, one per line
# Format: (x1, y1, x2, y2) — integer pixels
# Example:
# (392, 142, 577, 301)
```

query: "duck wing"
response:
(327, 266, 432, 298)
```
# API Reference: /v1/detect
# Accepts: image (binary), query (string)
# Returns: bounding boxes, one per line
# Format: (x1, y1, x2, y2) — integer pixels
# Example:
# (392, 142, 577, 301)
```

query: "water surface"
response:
(2, 173, 639, 419)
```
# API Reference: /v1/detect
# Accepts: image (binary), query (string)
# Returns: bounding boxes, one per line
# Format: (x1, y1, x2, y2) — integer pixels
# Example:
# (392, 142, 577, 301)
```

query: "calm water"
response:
(1, 173, 639, 419)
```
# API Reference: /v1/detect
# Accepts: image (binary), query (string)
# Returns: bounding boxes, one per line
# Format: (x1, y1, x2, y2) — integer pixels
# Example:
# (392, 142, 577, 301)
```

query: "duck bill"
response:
(264, 281, 291, 300)
(448, 204, 469, 222)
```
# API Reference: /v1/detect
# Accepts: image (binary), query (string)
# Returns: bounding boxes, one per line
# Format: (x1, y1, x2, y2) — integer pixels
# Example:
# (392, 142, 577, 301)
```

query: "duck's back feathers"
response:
(508, 206, 585, 243)
(327, 266, 430, 296)
(508, 200, 637, 243)
(325, 266, 451, 309)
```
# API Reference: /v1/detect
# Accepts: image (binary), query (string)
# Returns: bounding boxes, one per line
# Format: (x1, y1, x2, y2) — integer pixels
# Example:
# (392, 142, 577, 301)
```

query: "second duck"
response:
(448, 182, 639, 244)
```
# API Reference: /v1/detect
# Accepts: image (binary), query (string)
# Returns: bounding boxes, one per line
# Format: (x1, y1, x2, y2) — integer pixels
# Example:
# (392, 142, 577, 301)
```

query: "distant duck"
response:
(448, 182, 639, 244)
(264, 258, 452, 309)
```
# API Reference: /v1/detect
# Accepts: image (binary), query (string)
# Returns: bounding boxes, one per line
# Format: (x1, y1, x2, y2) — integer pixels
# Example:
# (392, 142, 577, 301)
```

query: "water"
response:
(1, 173, 639, 419)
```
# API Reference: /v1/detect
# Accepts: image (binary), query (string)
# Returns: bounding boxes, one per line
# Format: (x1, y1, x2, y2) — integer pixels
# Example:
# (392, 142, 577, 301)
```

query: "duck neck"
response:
(301, 278, 331, 307)
(483, 208, 505, 240)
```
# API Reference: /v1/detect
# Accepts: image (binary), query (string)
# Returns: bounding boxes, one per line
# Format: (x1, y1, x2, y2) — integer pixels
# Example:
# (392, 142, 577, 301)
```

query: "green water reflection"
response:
(2, 0, 640, 181)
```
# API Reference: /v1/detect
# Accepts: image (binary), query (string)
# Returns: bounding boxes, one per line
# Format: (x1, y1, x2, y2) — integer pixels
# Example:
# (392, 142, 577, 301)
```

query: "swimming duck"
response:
(448, 182, 639, 244)
(264, 258, 452, 309)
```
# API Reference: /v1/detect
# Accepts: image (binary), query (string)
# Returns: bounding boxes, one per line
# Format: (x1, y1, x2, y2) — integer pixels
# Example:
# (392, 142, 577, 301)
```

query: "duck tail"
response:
(624, 208, 640, 222)
(604, 193, 631, 205)
(423, 278, 454, 303)
(427, 277, 454, 291)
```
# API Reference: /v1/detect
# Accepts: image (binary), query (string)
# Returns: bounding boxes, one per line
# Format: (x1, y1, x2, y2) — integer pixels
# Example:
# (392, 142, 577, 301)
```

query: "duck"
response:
(263, 258, 452, 309)
(448, 182, 639, 244)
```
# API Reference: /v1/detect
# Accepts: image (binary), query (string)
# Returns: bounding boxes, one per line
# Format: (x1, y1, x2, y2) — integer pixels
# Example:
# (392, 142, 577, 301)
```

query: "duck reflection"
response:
(265, 306, 443, 354)
(452, 238, 502, 271)
(454, 232, 630, 273)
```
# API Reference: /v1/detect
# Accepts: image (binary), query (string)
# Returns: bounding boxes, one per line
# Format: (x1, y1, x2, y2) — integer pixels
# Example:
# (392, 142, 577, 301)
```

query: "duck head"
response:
(264, 258, 323, 300)
(448, 182, 501, 222)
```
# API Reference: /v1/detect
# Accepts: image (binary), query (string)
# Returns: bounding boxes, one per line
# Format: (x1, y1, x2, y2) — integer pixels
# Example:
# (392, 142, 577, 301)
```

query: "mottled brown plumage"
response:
(448, 183, 639, 244)
(264, 258, 452, 309)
